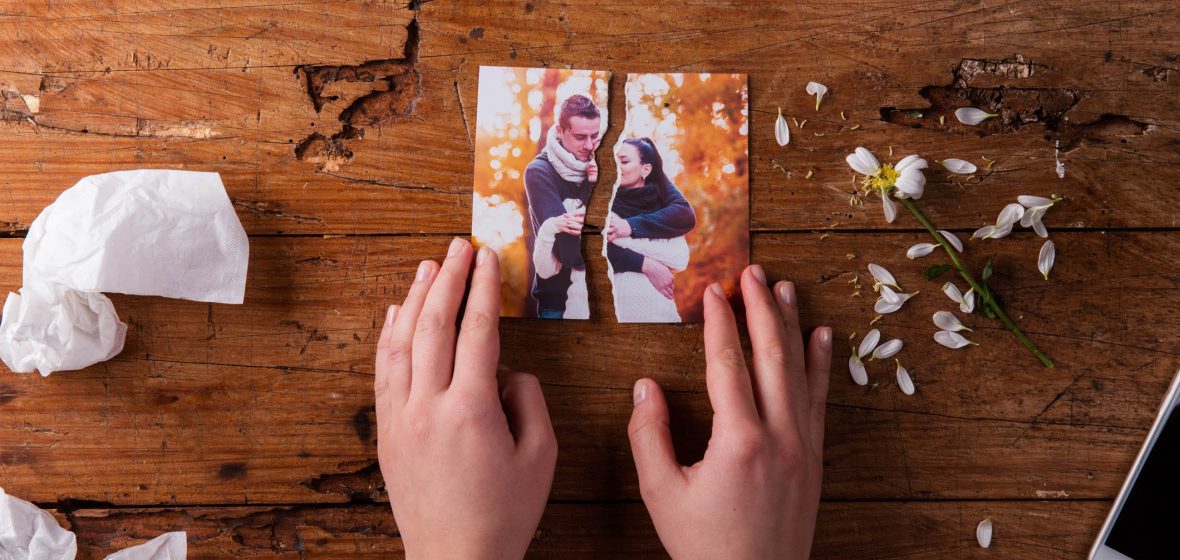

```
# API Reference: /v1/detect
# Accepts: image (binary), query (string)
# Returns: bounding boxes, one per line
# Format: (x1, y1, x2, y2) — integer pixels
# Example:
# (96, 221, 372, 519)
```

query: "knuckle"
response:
(714, 344, 746, 371)
(729, 428, 768, 461)
(762, 344, 789, 371)
(414, 311, 452, 339)
(460, 309, 496, 334)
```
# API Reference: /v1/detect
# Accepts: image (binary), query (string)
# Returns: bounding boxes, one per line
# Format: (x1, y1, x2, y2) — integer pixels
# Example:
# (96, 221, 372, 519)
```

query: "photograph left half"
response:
(471, 66, 611, 319)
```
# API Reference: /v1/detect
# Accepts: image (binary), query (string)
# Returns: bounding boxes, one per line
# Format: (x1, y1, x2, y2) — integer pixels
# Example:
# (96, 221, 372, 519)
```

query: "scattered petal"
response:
(940, 158, 978, 174)
(1038, 239, 1056, 280)
(962, 289, 976, 314)
(846, 147, 880, 176)
(1018, 195, 1053, 208)
(955, 107, 998, 125)
(806, 81, 828, 111)
(857, 329, 881, 358)
(775, 108, 790, 146)
(938, 230, 963, 252)
(872, 338, 903, 359)
(907, 243, 936, 259)
(882, 195, 898, 223)
(878, 284, 902, 304)
(997, 203, 1026, 227)
(935, 330, 973, 349)
(848, 356, 868, 385)
(933, 311, 971, 332)
(896, 361, 915, 395)
(868, 264, 899, 290)
(976, 517, 993, 548)
(971, 225, 996, 240)
(874, 286, 917, 314)
(942, 283, 975, 313)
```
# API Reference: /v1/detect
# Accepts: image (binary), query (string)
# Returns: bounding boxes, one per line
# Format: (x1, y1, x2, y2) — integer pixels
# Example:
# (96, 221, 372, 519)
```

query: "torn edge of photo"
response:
(603, 72, 750, 323)
(470, 66, 610, 319)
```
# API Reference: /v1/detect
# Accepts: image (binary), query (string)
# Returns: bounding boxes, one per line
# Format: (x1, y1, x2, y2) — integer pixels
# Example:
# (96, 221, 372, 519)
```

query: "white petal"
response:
(878, 284, 902, 304)
(971, 225, 995, 240)
(1032, 218, 1048, 238)
(846, 147, 880, 175)
(894, 154, 928, 173)
(872, 338, 903, 359)
(896, 362, 915, 395)
(881, 194, 898, 223)
(849, 356, 868, 386)
(942, 282, 963, 303)
(858, 328, 881, 358)
(976, 517, 993, 548)
(933, 311, 970, 332)
(775, 108, 790, 146)
(934, 330, 972, 349)
(894, 169, 926, 199)
(874, 296, 904, 314)
(1018, 195, 1053, 209)
(961, 289, 976, 314)
(806, 81, 828, 110)
(955, 107, 997, 126)
(906, 243, 936, 259)
(991, 222, 1014, 239)
(868, 264, 898, 290)
(996, 203, 1026, 227)
(938, 230, 963, 252)
(940, 158, 977, 174)
(1038, 239, 1055, 280)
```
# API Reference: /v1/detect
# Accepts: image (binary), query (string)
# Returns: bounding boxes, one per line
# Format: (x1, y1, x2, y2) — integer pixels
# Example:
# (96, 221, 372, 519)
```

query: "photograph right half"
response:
(603, 73, 750, 323)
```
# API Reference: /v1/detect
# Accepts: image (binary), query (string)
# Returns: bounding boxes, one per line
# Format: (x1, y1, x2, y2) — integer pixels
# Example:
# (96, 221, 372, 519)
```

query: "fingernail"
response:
(415, 260, 432, 282)
(633, 380, 647, 405)
(448, 237, 466, 256)
(750, 264, 767, 285)
(819, 327, 832, 350)
(777, 281, 796, 306)
(709, 283, 725, 298)
(385, 304, 399, 327)
(476, 245, 492, 266)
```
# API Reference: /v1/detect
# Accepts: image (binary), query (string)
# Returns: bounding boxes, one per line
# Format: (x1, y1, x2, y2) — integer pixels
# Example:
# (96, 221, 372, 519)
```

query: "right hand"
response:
(627, 265, 833, 560)
(640, 257, 675, 300)
(555, 211, 586, 236)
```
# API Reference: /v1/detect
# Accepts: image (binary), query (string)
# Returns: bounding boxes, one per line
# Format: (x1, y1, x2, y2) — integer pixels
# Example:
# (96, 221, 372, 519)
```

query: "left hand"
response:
(375, 238, 558, 560)
(606, 213, 633, 242)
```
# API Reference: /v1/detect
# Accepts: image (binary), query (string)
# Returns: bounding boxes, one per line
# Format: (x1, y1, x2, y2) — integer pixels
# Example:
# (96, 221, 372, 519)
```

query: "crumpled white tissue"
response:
(0, 486, 186, 560)
(0, 170, 249, 376)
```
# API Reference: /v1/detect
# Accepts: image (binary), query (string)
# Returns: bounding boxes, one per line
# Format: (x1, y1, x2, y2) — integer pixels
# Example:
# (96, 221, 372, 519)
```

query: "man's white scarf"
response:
(544, 126, 589, 183)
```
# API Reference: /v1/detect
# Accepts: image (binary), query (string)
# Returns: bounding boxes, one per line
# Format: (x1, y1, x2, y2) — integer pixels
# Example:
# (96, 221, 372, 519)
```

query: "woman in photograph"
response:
(605, 137, 697, 322)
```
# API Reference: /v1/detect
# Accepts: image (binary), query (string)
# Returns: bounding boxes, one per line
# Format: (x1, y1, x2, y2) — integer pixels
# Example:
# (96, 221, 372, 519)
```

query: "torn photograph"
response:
(471, 66, 610, 319)
(603, 73, 749, 323)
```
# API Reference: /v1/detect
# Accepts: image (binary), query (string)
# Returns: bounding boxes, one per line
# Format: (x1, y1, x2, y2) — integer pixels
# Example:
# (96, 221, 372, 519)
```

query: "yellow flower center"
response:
(864, 163, 898, 193)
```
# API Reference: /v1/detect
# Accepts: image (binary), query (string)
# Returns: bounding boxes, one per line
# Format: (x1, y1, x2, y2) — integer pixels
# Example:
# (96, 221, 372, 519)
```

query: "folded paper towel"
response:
(0, 170, 249, 376)
(0, 486, 186, 559)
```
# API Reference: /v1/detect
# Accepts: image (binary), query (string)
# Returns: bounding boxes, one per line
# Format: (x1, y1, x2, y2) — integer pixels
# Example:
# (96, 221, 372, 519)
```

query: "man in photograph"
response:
(524, 94, 602, 319)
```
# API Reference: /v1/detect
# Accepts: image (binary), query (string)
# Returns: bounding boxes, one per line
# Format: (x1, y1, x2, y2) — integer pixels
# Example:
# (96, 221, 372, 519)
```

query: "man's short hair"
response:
(558, 94, 600, 130)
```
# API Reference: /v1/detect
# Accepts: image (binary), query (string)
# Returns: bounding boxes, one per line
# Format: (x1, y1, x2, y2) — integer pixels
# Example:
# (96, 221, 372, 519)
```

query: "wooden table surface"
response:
(1, 1, 1177, 558)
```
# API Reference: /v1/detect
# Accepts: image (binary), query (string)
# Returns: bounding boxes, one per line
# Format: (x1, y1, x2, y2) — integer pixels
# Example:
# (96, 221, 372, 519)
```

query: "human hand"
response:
(641, 257, 675, 300)
(375, 238, 558, 560)
(627, 265, 833, 560)
(607, 213, 633, 242)
(586, 159, 599, 183)
(555, 211, 586, 236)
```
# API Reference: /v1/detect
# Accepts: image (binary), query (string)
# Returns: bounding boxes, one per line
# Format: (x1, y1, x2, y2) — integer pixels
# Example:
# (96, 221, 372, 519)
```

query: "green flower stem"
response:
(897, 197, 1054, 368)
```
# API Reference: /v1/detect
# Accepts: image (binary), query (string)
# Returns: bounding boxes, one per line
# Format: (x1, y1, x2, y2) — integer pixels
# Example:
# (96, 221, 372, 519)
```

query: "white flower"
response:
(1018, 195, 1057, 238)
(872, 338, 903, 359)
(976, 517, 993, 548)
(806, 81, 828, 110)
(940, 158, 977, 174)
(846, 147, 880, 175)
(893, 155, 928, 200)
(972, 203, 1025, 240)
(906, 243, 936, 259)
(933, 311, 971, 332)
(895, 361, 915, 395)
(867, 263, 898, 291)
(935, 330, 974, 349)
(874, 285, 917, 314)
(1038, 239, 1055, 280)
(942, 282, 975, 313)
(938, 230, 963, 252)
(848, 329, 880, 385)
(775, 107, 790, 146)
(846, 148, 928, 223)
(955, 107, 997, 125)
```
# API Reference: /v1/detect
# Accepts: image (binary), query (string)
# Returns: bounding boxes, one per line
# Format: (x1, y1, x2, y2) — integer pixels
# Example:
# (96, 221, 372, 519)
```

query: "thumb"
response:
(628, 379, 682, 493)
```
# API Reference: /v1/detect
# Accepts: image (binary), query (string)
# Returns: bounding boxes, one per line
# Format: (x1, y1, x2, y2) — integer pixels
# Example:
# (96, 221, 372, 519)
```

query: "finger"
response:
(804, 327, 833, 454)
(411, 238, 475, 396)
(740, 266, 795, 426)
(772, 280, 812, 430)
(374, 304, 400, 401)
(452, 246, 501, 394)
(498, 370, 557, 457)
(703, 283, 758, 425)
(384, 259, 439, 404)
(628, 378, 684, 494)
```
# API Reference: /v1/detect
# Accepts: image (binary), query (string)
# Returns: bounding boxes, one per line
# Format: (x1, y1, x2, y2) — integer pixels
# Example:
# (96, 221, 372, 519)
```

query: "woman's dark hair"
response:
(622, 137, 674, 193)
